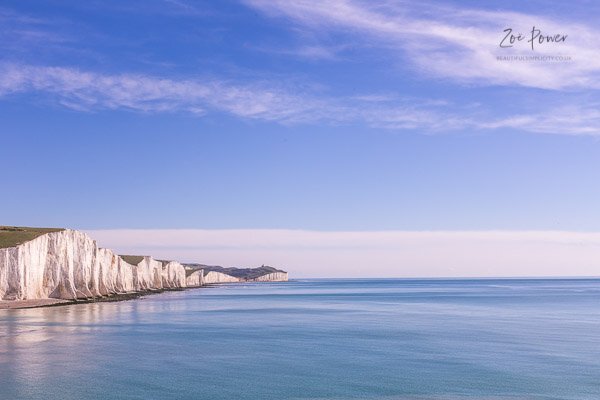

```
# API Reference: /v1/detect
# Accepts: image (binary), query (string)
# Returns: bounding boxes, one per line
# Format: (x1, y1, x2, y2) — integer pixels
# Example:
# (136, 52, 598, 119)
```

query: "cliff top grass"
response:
(0, 226, 65, 249)
(120, 255, 145, 265)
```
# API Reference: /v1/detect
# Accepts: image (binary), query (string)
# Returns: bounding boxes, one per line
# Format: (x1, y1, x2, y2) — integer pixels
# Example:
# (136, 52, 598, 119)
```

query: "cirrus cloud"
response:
(242, 0, 600, 90)
(1, 63, 600, 135)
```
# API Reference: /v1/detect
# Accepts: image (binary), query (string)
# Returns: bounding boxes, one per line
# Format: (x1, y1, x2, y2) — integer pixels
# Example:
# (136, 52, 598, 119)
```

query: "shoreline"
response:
(0, 280, 288, 310)
(0, 286, 202, 310)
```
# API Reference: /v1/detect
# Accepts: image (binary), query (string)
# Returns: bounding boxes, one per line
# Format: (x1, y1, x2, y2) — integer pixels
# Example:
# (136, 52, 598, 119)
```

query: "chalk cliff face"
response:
(0, 228, 289, 302)
(130, 256, 164, 292)
(96, 248, 135, 296)
(186, 269, 204, 287)
(161, 261, 187, 288)
(247, 272, 288, 282)
(0, 230, 186, 301)
(203, 271, 240, 284)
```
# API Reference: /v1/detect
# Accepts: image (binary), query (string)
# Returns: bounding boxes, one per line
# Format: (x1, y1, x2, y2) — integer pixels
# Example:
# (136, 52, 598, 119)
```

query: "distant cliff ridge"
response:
(203, 271, 241, 284)
(0, 226, 288, 302)
(183, 264, 288, 282)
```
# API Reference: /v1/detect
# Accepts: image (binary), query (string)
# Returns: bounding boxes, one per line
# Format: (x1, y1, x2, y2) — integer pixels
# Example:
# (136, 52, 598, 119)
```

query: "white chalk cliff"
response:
(203, 271, 241, 284)
(0, 228, 288, 302)
(185, 269, 204, 287)
(247, 272, 289, 282)
(0, 229, 187, 301)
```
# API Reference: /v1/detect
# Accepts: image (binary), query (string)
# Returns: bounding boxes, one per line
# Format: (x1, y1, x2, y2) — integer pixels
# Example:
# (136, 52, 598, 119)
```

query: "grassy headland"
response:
(119, 255, 145, 265)
(0, 226, 65, 249)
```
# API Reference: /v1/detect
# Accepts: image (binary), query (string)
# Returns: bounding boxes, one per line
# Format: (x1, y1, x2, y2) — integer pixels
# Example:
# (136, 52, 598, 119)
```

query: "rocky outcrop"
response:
(0, 230, 186, 301)
(246, 272, 288, 282)
(203, 271, 240, 284)
(130, 256, 164, 291)
(186, 269, 204, 287)
(161, 260, 187, 288)
(96, 248, 135, 296)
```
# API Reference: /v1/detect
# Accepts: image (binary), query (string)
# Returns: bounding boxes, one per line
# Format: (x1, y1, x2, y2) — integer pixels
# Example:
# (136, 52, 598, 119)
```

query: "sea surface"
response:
(1, 278, 599, 400)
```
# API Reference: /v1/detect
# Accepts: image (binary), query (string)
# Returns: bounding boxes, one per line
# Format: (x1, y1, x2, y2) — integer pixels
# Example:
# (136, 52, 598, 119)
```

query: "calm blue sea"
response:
(1, 278, 599, 400)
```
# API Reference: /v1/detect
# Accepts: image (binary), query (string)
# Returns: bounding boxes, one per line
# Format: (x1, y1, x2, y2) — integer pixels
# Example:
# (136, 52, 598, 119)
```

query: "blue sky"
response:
(2, 0, 599, 232)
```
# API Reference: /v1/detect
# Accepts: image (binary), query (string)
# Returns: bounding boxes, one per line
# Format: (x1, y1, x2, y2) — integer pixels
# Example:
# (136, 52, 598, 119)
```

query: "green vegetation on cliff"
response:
(0, 226, 65, 249)
(119, 255, 145, 265)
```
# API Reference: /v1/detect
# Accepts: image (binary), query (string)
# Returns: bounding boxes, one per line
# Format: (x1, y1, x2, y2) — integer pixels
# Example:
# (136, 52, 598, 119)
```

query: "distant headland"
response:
(0, 226, 288, 309)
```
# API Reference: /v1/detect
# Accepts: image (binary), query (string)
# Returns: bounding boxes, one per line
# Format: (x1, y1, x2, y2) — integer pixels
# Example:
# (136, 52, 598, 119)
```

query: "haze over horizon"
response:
(2, 0, 599, 277)
(85, 229, 600, 279)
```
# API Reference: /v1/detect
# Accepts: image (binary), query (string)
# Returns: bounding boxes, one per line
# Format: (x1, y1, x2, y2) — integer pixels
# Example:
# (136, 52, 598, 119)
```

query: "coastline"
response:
(0, 228, 288, 308)
(0, 287, 190, 310)
(0, 282, 269, 310)
(0, 298, 70, 310)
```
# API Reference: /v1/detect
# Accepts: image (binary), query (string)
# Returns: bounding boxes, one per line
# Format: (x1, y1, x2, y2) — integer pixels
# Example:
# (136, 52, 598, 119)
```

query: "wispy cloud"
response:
(2, 2, 599, 135)
(0, 63, 465, 129)
(2, 63, 600, 135)
(253, 44, 342, 61)
(161, 0, 212, 16)
(0, 63, 330, 122)
(86, 229, 600, 278)
(480, 106, 600, 136)
(243, 0, 600, 90)
(0, 7, 71, 51)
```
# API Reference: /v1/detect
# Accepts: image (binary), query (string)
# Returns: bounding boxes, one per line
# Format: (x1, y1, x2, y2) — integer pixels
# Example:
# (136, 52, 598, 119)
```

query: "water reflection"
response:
(1, 280, 599, 400)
